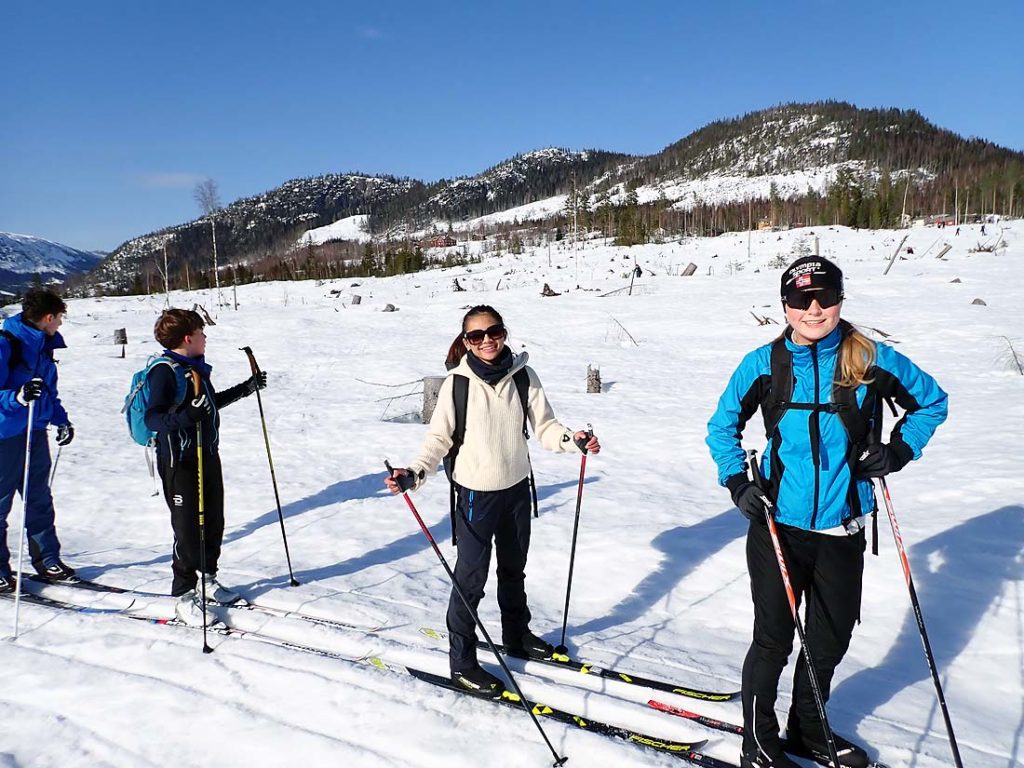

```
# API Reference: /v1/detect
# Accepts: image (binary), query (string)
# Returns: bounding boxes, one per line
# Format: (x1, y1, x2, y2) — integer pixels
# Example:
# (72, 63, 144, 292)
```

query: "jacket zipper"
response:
(809, 344, 821, 529)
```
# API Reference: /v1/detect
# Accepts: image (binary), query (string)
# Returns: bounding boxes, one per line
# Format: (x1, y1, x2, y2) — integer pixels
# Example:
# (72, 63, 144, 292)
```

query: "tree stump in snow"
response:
(383, 303, 397, 312)
(587, 365, 601, 394)
(453, 277, 466, 292)
(351, 295, 362, 305)
(971, 298, 987, 306)
(681, 262, 697, 277)
(422, 376, 446, 423)
(541, 283, 561, 297)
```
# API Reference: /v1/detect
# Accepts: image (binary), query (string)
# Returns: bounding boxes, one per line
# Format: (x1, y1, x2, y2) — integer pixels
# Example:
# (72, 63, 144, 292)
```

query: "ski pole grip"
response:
(385, 460, 416, 493)
(573, 423, 594, 454)
(240, 345, 261, 375)
(747, 449, 765, 488)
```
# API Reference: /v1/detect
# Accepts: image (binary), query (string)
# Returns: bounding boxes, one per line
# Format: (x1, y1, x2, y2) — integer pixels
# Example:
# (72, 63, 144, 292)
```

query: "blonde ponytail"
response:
(836, 326, 876, 388)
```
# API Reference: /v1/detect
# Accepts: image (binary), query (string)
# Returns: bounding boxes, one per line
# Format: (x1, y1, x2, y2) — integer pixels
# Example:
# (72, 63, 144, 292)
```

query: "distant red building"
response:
(423, 235, 457, 248)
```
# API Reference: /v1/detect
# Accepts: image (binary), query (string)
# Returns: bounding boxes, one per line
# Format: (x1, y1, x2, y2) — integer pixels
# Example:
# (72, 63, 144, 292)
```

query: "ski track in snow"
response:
(1, 221, 1022, 766)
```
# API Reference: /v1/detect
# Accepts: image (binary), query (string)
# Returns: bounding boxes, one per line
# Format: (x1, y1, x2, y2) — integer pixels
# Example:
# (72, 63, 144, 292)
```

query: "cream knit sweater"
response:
(408, 352, 577, 492)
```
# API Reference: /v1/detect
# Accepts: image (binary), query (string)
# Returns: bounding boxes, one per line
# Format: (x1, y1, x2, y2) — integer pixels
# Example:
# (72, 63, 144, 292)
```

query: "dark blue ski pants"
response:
(447, 478, 533, 672)
(0, 430, 63, 576)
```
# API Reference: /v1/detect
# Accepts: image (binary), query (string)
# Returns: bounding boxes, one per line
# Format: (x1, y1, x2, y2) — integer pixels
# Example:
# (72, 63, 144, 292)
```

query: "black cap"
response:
(780, 256, 844, 298)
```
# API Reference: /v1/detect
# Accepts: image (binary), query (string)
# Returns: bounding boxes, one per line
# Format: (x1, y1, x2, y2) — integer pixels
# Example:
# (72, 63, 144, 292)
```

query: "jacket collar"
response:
(783, 323, 844, 358)
(163, 349, 214, 378)
(2, 312, 67, 359)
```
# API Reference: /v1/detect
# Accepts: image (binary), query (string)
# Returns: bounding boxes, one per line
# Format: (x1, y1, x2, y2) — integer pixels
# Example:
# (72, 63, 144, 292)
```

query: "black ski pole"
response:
(878, 477, 963, 768)
(240, 346, 298, 587)
(748, 450, 839, 768)
(191, 370, 213, 654)
(385, 460, 567, 767)
(555, 424, 592, 656)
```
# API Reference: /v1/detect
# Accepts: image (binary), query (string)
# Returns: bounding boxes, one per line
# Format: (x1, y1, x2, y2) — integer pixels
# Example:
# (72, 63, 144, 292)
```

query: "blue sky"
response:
(2, 0, 1022, 251)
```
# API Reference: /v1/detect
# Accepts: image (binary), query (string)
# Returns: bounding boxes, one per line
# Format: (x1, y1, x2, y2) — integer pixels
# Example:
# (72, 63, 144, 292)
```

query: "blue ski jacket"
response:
(0, 312, 70, 439)
(706, 324, 948, 531)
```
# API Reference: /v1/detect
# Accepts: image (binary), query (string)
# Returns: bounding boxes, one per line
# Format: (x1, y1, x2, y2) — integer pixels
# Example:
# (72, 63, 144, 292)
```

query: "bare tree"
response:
(194, 177, 223, 307)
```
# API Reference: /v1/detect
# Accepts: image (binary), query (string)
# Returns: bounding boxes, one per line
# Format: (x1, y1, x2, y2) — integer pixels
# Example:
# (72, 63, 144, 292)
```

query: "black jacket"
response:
(144, 352, 250, 461)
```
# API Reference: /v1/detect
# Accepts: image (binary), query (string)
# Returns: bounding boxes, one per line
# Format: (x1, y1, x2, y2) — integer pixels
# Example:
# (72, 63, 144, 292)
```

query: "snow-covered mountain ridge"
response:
(78, 100, 1023, 295)
(0, 232, 104, 293)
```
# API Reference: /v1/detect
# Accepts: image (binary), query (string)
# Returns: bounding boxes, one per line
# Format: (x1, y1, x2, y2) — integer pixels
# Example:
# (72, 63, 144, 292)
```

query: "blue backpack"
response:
(122, 355, 189, 446)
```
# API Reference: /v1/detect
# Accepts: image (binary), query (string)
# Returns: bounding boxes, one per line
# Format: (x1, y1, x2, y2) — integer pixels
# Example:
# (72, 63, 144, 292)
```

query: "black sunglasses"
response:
(784, 288, 842, 311)
(463, 323, 507, 345)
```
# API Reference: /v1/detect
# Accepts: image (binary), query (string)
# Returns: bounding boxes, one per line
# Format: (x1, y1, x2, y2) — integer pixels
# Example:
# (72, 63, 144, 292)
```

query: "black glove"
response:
(243, 371, 268, 395)
(853, 441, 913, 479)
(388, 466, 421, 493)
(185, 393, 213, 422)
(573, 430, 593, 454)
(16, 378, 44, 406)
(726, 473, 773, 524)
(56, 423, 75, 446)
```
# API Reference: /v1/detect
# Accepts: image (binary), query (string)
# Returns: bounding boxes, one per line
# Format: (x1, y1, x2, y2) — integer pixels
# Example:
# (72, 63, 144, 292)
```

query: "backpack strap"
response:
(512, 368, 539, 518)
(0, 330, 22, 374)
(445, 374, 470, 546)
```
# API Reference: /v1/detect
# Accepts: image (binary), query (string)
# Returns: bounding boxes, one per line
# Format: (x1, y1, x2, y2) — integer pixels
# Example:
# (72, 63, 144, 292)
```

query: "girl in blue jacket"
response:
(707, 257, 947, 768)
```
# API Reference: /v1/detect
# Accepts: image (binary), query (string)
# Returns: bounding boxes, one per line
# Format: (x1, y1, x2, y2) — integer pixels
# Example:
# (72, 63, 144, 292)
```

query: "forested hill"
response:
(633, 101, 1020, 186)
(77, 100, 1023, 296)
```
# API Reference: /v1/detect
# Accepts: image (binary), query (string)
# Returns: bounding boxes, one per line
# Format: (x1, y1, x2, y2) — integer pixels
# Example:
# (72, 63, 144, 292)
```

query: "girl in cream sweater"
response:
(386, 305, 600, 696)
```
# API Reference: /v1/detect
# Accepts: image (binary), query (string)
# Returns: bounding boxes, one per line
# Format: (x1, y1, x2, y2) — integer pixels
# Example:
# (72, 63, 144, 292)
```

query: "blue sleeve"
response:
(706, 346, 771, 486)
(873, 344, 948, 459)
(144, 365, 193, 433)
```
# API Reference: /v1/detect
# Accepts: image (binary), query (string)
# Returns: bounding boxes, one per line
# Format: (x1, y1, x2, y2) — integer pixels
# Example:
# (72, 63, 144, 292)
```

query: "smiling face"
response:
(462, 312, 506, 363)
(784, 290, 842, 345)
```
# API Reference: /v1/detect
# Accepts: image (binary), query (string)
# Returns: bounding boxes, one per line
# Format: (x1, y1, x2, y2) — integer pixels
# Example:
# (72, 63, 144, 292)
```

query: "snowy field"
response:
(1, 221, 1021, 768)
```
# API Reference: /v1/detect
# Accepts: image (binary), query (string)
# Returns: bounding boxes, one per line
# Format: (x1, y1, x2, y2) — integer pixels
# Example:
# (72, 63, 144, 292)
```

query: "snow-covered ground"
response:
(1, 221, 1021, 768)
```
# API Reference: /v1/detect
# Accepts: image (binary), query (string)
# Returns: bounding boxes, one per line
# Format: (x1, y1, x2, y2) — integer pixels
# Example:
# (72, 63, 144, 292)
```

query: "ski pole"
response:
(49, 444, 61, 488)
(748, 450, 840, 768)
(11, 400, 36, 639)
(190, 370, 213, 654)
(878, 477, 963, 768)
(384, 460, 567, 767)
(555, 424, 592, 655)
(240, 346, 298, 586)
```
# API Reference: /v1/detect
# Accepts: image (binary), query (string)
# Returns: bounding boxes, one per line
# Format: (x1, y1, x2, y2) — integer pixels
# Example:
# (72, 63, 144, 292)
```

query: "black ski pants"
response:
(158, 452, 225, 597)
(446, 478, 533, 672)
(741, 520, 865, 756)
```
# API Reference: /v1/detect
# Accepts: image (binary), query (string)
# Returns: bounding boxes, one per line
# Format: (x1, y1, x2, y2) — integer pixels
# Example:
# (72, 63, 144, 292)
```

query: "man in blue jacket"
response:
(0, 289, 77, 592)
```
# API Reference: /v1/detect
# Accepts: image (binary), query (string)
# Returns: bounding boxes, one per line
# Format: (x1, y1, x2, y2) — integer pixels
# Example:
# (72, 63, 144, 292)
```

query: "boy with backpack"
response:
(141, 309, 266, 625)
(0, 289, 77, 592)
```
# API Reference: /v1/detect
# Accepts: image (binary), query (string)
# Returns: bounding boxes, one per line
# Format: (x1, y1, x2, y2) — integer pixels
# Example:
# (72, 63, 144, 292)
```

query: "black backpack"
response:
(0, 330, 23, 376)
(443, 368, 538, 545)
(760, 320, 895, 549)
